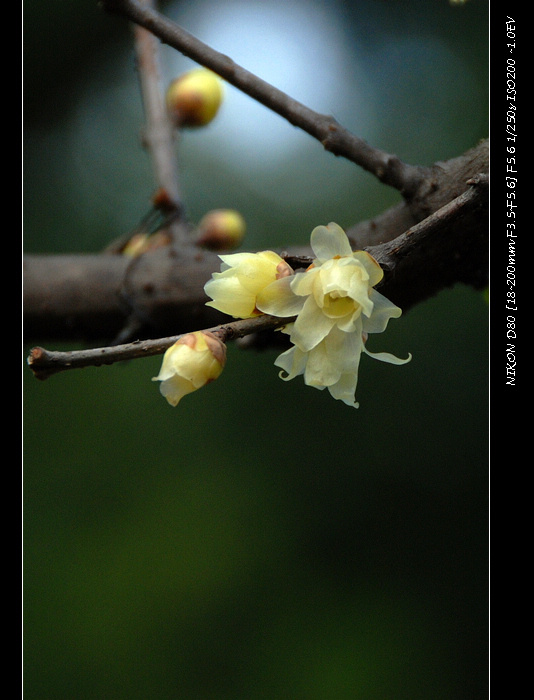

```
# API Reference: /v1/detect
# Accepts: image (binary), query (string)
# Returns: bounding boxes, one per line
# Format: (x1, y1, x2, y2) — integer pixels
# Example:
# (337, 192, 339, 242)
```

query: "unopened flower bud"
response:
(166, 68, 223, 127)
(122, 231, 171, 257)
(121, 232, 150, 258)
(196, 209, 246, 251)
(152, 331, 226, 406)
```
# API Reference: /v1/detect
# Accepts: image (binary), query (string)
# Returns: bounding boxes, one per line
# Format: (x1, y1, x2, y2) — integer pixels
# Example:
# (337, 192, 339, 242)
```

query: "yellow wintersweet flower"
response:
(204, 250, 293, 319)
(256, 222, 411, 408)
(152, 331, 226, 407)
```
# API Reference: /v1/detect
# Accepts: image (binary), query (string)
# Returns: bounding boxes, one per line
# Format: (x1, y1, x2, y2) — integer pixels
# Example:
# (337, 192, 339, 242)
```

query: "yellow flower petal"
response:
(363, 346, 412, 365)
(361, 290, 402, 333)
(310, 222, 353, 261)
(291, 296, 337, 351)
(256, 276, 305, 317)
(326, 373, 360, 408)
(205, 275, 260, 318)
(275, 344, 307, 381)
(352, 250, 384, 288)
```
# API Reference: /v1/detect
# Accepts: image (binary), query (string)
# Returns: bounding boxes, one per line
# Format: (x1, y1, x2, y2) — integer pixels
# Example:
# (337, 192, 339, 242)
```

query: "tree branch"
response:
(133, 2, 182, 210)
(24, 138, 488, 346)
(27, 314, 293, 381)
(347, 139, 489, 247)
(102, 0, 425, 196)
(369, 172, 488, 310)
(24, 5, 488, 380)
(24, 167, 487, 380)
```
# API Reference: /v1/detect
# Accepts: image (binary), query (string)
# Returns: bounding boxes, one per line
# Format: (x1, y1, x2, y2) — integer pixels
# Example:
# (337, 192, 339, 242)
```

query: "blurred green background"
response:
(23, 1, 489, 698)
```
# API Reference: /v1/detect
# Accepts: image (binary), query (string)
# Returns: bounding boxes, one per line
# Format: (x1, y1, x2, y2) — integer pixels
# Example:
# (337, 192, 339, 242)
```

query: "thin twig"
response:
(133, 0, 189, 241)
(27, 314, 294, 380)
(103, 0, 425, 196)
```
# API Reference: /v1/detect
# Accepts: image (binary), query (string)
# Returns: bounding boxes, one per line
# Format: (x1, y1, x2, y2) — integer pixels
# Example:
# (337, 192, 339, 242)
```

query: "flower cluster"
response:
(206, 222, 411, 408)
(153, 222, 410, 408)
